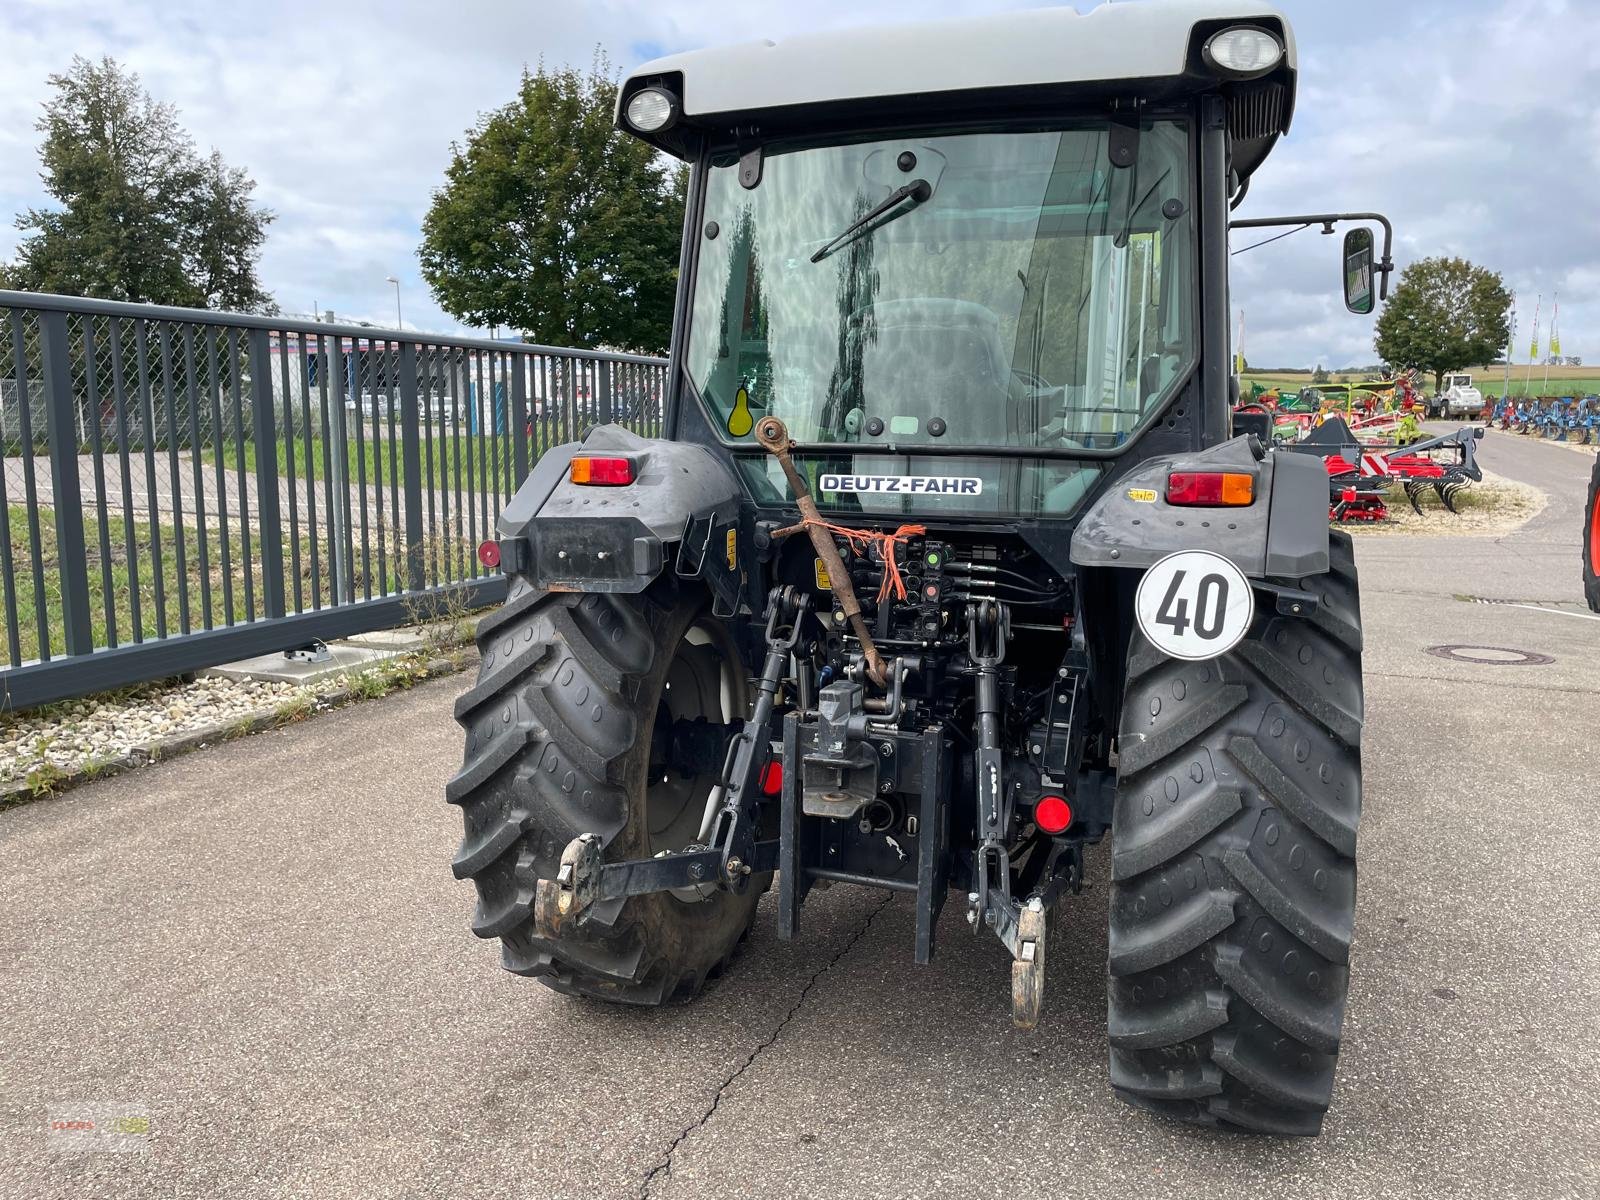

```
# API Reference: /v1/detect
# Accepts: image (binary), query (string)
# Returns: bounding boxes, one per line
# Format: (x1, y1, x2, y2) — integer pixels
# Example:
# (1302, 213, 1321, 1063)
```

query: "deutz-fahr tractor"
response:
(447, 1, 1392, 1136)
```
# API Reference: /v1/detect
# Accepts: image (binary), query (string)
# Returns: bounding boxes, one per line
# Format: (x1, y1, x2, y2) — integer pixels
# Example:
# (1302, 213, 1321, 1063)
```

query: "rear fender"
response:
(494, 424, 744, 601)
(1070, 435, 1328, 579)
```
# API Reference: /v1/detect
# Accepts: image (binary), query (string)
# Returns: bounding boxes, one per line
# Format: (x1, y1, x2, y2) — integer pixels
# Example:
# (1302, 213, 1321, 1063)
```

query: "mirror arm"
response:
(1228, 211, 1395, 298)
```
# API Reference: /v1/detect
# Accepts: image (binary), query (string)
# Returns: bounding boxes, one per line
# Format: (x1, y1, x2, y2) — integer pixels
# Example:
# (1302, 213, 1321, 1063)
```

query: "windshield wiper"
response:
(809, 178, 932, 263)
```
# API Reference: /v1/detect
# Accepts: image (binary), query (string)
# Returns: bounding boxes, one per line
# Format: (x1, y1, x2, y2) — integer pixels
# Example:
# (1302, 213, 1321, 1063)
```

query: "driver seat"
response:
(842, 298, 1015, 444)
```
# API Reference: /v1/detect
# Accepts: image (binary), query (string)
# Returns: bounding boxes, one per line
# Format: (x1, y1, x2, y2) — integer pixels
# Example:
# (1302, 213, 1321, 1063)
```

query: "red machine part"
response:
(1330, 488, 1388, 523)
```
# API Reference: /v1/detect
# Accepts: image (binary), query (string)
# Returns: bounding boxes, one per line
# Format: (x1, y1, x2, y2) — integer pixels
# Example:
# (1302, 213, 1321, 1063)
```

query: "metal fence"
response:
(0, 289, 667, 710)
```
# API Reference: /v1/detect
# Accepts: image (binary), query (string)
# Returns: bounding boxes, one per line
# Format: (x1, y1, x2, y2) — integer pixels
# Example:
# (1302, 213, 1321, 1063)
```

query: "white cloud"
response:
(0, 0, 1051, 335)
(1, 0, 1596, 367)
(1234, 0, 1600, 366)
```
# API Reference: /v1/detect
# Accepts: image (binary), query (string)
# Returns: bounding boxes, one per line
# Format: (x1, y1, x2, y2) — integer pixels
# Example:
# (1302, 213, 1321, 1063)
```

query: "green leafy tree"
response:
(419, 56, 683, 353)
(2, 56, 274, 311)
(1375, 256, 1511, 394)
(1312, 363, 1329, 383)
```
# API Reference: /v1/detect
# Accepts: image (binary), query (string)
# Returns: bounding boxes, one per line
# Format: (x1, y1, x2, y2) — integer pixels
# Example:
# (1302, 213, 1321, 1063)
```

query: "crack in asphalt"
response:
(638, 894, 895, 1199)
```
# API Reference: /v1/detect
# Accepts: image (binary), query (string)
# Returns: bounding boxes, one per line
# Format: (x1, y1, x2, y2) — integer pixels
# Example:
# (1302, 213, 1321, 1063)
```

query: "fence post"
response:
(596, 358, 613, 424)
(39, 311, 94, 657)
(510, 355, 529, 485)
(328, 343, 351, 603)
(399, 341, 426, 593)
(248, 330, 286, 619)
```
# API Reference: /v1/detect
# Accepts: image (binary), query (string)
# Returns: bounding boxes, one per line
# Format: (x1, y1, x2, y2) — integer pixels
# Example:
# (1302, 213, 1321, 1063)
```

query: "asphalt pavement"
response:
(1, 429, 1596, 1199)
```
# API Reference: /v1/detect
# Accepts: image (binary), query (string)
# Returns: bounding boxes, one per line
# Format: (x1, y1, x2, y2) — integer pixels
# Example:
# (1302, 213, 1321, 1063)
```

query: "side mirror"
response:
(1343, 228, 1375, 315)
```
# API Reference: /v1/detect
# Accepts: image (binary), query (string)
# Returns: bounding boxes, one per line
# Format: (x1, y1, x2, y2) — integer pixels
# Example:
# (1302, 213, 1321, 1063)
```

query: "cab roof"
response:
(618, 1, 1296, 181)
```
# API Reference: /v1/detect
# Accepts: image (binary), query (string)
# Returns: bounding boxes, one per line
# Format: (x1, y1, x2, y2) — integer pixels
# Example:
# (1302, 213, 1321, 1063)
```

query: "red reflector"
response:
(759, 760, 783, 796)
(1034, 794, 1073, 835)
(477, 539, 502, 568)
(1166, 471, 1254, 506)
(569, 456, 634, 486)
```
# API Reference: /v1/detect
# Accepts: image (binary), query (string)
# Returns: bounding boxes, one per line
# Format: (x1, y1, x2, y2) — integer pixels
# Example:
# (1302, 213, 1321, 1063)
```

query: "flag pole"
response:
(1523, 293, 1541, 397)
(1503, 296, 1514, 401)
(1544, 293, 1558, 396)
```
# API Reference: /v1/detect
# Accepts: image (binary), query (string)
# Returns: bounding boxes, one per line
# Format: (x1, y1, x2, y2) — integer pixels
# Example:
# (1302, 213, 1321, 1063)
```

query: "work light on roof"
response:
(624, 87, 678, 133)
(1202, 27, 1284, 79)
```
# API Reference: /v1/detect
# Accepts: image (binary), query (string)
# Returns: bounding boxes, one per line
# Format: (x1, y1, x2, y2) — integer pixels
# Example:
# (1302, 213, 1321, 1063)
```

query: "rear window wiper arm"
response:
(810, 179, 932, 263)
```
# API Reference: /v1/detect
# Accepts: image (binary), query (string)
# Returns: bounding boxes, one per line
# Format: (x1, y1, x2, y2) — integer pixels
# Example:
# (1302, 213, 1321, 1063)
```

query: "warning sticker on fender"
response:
(818, 473, 983, 496)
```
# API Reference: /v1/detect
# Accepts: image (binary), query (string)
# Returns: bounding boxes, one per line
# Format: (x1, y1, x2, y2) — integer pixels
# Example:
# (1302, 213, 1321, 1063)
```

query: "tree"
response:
(3, 57, 274, 311)
(1312, 363, 1329, 383)
(419, 56, 682, 353)
(1374, 256, 1511, 394)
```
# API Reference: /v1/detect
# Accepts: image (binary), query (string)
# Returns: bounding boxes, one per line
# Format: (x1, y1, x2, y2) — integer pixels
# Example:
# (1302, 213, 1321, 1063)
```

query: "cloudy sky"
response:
(1, 0, 1595, 369)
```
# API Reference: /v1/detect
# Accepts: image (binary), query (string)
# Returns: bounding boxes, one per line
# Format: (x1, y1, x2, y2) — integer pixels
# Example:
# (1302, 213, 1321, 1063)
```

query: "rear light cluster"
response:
(569, 455, 635, 486)
(1166, 470, 1254, 506)
(1034, 794, 1073, 835)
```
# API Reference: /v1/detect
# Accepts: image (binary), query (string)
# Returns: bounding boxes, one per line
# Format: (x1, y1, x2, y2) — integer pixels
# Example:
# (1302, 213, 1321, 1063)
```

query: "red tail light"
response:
(759, 760, 784, 796)
(477, 540, 502, 568)
(569, 456, 634, 486)
(1166, 470, 1255, 506)
(1034, 795, 1073, 835)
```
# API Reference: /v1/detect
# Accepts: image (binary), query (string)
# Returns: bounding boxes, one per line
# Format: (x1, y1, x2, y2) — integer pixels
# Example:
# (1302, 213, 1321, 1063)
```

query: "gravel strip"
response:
(1343, 470, 1546, 538)
(0, 648, 474, 803)
(1, 675, 299, 785)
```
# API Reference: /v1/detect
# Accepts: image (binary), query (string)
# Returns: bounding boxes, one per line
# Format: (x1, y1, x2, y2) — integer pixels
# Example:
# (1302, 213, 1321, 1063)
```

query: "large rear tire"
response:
(447, 578, 763, 1004)
(1107, 532, 1363, 1135)
(1583, 455, 1600, 613)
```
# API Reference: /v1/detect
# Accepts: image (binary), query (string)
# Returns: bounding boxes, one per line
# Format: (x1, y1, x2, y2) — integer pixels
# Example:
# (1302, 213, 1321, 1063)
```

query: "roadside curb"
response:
(0, 650, 475, 812)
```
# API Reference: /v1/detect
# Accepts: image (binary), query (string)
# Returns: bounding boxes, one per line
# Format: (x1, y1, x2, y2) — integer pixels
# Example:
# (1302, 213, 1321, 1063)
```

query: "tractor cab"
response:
(619, 3, 1302, 517)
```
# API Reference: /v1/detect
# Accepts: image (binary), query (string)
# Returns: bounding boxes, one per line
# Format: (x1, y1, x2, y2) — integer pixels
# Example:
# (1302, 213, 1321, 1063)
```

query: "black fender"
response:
(1069, 435, 1328, 579)
(494, 424, 744, 603)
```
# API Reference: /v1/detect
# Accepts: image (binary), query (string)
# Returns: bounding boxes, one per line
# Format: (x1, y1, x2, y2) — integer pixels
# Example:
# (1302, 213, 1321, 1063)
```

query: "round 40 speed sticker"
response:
(1134, 550, 1255, 661)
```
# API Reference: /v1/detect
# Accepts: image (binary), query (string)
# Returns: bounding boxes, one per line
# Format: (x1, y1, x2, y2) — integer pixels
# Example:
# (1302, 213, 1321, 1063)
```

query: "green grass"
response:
(1474, 376, 1600, 399)
(203, 417, 661, 493)
(208, 430, 535, 495)
(1, 507, 474, 667)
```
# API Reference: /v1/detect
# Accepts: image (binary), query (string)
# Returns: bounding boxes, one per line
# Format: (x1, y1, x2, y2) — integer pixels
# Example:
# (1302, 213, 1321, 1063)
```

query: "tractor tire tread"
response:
(1583, 457, 1599, 613)
(447, 583, 761, 1005)
(1108, 545, 1363, 1136)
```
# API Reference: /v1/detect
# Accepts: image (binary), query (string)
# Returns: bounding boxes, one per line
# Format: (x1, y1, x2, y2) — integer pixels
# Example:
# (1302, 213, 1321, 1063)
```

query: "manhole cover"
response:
(1424, 644, 1555, 666)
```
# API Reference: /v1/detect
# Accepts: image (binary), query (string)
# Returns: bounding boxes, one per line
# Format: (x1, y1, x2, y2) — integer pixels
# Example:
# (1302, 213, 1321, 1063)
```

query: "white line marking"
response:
(1501, 603, 1600, 623)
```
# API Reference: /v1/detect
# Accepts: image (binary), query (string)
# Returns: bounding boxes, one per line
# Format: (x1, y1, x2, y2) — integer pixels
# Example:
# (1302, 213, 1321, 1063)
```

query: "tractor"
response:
(1585, 453, 1599, 611)
(447, 1, 1390, 1136)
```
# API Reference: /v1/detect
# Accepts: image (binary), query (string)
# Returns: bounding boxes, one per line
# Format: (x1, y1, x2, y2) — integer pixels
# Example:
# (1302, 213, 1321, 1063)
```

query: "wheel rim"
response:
(645, 616, 743, 858)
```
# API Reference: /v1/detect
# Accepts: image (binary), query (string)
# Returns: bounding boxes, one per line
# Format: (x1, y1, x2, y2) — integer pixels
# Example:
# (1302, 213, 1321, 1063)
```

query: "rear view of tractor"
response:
(447, 1, 1389, 1135)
